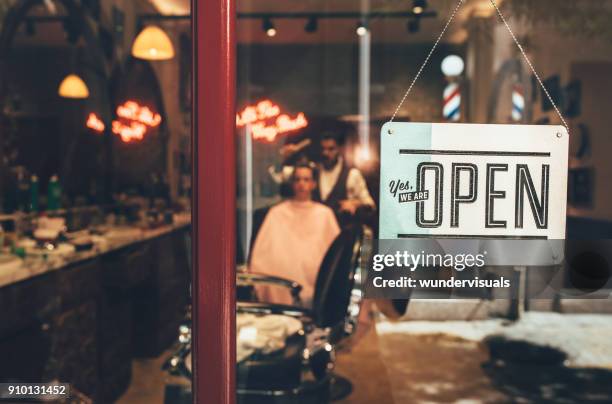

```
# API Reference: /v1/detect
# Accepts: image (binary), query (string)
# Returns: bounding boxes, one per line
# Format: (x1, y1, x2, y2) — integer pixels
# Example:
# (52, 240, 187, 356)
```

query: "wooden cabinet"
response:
(0, 260, 99, 398)
(0, 226, 191, 401)
(132, 231, 191, 357)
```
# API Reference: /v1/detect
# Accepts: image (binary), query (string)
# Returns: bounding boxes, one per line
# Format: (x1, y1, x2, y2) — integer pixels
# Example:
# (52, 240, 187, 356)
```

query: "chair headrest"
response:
(311, 225, 363, 328)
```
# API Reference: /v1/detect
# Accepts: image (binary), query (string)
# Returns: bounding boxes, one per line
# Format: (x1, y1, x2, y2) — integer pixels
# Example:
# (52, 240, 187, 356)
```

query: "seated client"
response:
(249, 163, 340, 306)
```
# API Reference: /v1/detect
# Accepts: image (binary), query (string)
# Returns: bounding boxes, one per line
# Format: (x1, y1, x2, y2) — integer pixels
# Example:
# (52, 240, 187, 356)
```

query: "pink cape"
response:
(249, 200, 340, 306)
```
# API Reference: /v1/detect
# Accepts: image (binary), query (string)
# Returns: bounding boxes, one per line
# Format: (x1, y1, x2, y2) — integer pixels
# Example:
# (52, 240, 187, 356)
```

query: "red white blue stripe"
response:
(512, 84, 524, 122)
(443, 82, 460, 121)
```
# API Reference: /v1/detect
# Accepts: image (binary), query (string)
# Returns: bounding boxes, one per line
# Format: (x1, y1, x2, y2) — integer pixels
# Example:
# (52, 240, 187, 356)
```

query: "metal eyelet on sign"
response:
(556, 132, 562, 138)
(388, 129, 393, 135)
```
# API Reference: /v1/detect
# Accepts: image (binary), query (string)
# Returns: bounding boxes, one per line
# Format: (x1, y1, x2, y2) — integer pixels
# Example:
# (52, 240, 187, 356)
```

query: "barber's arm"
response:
(280, 138, 311, 163)
(338, 168, 376, 214)
(268, 139, 311, 184)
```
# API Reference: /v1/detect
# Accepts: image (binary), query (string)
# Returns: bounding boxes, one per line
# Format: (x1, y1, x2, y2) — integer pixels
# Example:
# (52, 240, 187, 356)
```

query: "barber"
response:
(316, 131, 375, 226)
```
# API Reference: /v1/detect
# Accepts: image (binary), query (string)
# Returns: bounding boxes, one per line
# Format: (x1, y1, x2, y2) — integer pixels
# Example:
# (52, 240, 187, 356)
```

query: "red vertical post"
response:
(192, 0, 236, 403)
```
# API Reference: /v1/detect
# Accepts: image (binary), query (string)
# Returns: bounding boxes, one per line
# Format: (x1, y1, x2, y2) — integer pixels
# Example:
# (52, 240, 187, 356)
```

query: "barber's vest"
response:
(315, 163, 350, 215)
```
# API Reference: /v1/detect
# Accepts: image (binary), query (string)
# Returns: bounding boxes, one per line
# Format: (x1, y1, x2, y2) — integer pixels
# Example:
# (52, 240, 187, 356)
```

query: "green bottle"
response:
(29, 175, 39, 213)
(47, 175, 61, 211)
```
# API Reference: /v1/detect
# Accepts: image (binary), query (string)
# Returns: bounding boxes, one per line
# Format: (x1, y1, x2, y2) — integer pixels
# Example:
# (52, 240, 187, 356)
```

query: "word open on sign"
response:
(379, 123, 568, 240)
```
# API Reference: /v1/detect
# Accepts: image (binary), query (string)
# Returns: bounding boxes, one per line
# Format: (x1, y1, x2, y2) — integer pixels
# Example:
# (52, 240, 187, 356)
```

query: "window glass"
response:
(235, 1, 612, 402)
(0, 1, 192, 402)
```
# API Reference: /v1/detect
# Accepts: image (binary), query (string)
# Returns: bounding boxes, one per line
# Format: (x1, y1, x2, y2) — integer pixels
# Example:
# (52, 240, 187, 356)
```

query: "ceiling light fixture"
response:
(25, 19, 36, 36)
(441, 54, 465, 77)
(412, 0, 427, 15)
(131, 25, 175, 60)
(356, 20, 368, 36)
(407, 18, 420, 33)
(43, 0, 57, 15)
(58, 74, 89, 99)
(263, 18, 276, 37)
(305, 16, 318, 33)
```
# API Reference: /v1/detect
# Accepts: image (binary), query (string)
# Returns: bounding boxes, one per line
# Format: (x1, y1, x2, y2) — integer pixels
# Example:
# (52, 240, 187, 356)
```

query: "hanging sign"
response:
(379, 122, 568, 240)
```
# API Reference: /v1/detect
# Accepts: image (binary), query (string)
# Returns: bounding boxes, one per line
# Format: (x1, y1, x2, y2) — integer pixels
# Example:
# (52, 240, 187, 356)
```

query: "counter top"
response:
(0, 214, 191, 289)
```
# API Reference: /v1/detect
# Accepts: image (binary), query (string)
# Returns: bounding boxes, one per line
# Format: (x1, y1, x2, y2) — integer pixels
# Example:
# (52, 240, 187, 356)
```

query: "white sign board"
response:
(379, 123, 568, 240)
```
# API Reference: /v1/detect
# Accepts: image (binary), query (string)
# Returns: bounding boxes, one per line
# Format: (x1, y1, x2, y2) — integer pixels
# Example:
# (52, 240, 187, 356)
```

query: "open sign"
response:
(379, 123, 569, 240)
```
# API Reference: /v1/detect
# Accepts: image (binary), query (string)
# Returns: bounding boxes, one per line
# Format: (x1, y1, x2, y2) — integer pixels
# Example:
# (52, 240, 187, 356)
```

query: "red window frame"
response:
(192, 0, 236, 403)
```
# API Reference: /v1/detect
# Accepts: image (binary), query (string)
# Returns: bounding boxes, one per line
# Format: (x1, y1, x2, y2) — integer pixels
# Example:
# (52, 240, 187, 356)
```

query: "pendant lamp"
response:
(131, 26, 175, 60)
(58, 73, 89, 99)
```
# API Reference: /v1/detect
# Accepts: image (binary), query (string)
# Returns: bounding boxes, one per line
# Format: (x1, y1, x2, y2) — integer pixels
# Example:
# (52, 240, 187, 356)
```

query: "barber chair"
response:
(163, 224, 369, 404)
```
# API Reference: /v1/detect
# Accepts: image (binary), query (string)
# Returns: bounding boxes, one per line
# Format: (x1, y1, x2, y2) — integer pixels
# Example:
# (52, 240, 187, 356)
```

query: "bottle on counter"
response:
(16, 168, 29, 212)
(148, 173, 159, 209)
(47, 175, 62, 211)
(29, 175, 39, 213)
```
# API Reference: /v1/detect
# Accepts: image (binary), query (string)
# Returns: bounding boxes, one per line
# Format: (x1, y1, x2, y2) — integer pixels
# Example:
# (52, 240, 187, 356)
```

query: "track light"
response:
(407, 18, 420, 33)
(263, 18, 276, 37)
(356, 20, 368, 36)
(25, 19, 36, 36)
(62, 17, 80, 44)
(412, 0, 427, 15)
(305, 16, 318, 33)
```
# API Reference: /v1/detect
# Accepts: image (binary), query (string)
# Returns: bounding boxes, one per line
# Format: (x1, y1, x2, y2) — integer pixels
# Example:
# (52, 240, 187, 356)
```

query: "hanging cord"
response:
(389, 0, 465, 123)
(488, 0, 569, 134)
(389, 0, 570, 136)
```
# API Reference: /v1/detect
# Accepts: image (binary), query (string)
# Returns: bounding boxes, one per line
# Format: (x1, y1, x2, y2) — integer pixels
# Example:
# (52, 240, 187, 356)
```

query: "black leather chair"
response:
(235, 224, 368, 403)
(164, 224, 369, 404)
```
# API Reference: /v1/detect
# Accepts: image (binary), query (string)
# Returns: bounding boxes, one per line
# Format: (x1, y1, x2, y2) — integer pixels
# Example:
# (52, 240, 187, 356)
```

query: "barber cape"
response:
(249, 200, 340, 305)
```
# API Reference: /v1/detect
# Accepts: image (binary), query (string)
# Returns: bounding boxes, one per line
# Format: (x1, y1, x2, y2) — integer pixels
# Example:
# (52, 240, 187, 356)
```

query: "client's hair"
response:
(280, 162, 318, 199)
(290, 161, 319, 183)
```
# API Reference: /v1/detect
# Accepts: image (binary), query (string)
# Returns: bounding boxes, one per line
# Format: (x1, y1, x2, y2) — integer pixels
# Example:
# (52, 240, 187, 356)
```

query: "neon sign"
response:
(112, 121, 148, 142)
(116, 101, 162, 127)
(86, 113, 105, 133)
(112, 101, 162, 143)
(86, 102, 162, 143)
(236, 100, 308, 142)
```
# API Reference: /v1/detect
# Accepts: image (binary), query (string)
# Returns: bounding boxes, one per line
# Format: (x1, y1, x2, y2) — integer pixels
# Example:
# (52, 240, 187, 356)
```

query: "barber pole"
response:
(512, 84, 525, 122)
(443, 82, 461, 121)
